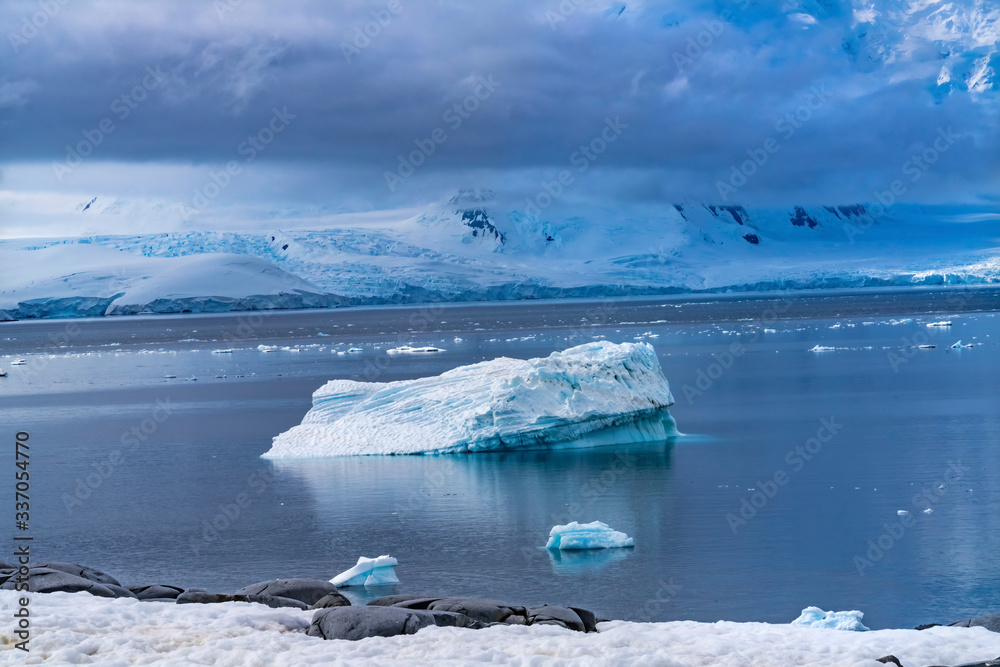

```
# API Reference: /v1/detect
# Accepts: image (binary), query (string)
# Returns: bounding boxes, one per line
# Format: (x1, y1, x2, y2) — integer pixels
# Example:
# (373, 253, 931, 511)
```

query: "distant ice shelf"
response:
(262, 341, 677, 457)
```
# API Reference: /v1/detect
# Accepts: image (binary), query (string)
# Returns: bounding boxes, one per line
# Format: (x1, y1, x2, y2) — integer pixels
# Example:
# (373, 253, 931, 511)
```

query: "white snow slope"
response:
(263, 341, 676, 457)
(4, 591, 1000, 666)
(1, 197, 998, 318)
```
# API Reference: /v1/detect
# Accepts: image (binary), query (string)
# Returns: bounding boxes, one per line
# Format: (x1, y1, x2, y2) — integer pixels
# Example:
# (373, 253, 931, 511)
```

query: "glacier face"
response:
(262, 341, 677, 458)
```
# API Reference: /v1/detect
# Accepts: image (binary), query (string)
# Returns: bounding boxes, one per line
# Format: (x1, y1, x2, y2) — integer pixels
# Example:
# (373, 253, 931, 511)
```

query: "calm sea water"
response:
(1, 288, 998, 629)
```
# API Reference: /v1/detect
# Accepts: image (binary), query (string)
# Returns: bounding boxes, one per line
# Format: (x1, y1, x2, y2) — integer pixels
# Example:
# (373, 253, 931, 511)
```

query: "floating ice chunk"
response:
(317, 332, 330, 337)
(924, 508, 934, 514)
(950, 340, 973, 349)
(212, 349, 235, 354)
(897, 510, 910, 517)
(808, 345, 835, 352)
(11, 359, 26, 365)
(791, 607, 869, 631)
(258, 345, 278, 352)
(926, 321, 952, 327)
(264, 342, 677, 457)
(330, 555, 399, 587)
(546, 521, 635, 550)
(917, 345, 936, 349)
(385, 346, 445, 355)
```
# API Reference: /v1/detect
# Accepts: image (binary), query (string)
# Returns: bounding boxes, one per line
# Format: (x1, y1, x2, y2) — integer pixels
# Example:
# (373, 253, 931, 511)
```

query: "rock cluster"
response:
(0, 562, 599, 640)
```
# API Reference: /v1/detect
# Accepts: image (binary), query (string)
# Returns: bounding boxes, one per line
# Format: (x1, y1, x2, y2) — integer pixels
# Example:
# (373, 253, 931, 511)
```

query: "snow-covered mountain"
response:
(1, 193, 997, 318)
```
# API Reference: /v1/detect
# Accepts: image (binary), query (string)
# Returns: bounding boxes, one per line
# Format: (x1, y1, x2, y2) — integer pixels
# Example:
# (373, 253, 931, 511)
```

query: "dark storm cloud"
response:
(0, 0, 997, 207)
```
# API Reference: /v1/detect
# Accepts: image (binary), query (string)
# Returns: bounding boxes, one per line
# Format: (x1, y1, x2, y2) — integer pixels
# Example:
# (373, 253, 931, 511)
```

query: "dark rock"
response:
(233, 578, 345, 606)
(308, 606, 480, 641)
(175, 590, 307, 609)
(915, 623, 941, 630)
(311, 593, 353, 610)
(427, 598, 527, 625)
(527, 605, 587, 632)
(970, 613, 1000, 633)
(247, 595, 309, 610)
(0, 568, 135, 598)
(570, 606, 598, 633)
(129, 585, 184, 600)
(875, 656, 903, 667)
(37, 562, 121, 586)
(368, 595, 441, 608)
(388, 598, 446, 610)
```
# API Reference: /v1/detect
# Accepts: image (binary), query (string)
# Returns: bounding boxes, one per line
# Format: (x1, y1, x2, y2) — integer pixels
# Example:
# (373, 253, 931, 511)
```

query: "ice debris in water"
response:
(545, 521, 635, 550)
(791, 607, 869, 631)
(330, 555, 399, 587)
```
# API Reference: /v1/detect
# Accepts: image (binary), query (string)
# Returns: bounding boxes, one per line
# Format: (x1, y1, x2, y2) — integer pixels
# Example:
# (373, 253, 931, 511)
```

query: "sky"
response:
(1, 0, 998, 236)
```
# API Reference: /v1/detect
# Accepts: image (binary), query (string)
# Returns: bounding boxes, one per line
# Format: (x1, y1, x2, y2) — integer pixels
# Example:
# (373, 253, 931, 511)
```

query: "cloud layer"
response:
(1, 0, 997, 232)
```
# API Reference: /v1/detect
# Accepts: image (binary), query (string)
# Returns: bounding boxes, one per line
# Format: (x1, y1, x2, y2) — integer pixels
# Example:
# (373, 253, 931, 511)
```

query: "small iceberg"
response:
(950, 340, 973, 349)
(791, 606, 869, 631)
(385, 346, 445, 355)
(264, 341, 677, 457)
(926, 321, 952, 327)
(330, 555, 400, 587)
(11, 359, 27, 365)
(808, 345, 835, 352)
(545, 521, 634, 550)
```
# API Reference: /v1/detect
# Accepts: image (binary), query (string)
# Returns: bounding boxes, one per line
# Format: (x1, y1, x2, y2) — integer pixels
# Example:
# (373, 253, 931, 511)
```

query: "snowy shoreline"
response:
(3, 590, 1000, 666)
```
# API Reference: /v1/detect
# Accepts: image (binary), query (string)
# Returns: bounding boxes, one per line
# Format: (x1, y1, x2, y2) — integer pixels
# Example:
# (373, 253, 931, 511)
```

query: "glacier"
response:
(545, 521, 635, 550)
(261, 341, 677, 457)
(791, 607, 870, 632)
(1, 199, 997, 319)
(330, 555, 400, 587)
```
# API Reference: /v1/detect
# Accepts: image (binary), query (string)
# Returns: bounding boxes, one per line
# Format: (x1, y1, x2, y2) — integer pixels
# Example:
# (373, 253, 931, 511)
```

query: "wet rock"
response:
(368, 595, 441, 608)
(527, 605, 588, 632)
(311, 593, 353, 610)
(37, 562, 121, 586)
(234, 578, 346, 607)
(875, 656, 903, 667)
(0, 567, 135, 598)
(175, 590, 307, 609)
(970, 614, 1000, 633)
(129, 585, 184, 600)
(308, 606, 480, 641)
(427, 598, 527, 624)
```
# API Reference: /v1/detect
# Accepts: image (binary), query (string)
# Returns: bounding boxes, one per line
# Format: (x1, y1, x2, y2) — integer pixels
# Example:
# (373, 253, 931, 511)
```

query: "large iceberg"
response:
(262, 341, 677, 457)
(791, 607, 870, 631)
(331, 556, 400, 587)
(546, 521, 635, 550)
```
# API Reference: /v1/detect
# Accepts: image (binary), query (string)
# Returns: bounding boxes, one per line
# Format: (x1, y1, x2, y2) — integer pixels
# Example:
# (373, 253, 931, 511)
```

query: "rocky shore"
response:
(2, 561, 999, 666)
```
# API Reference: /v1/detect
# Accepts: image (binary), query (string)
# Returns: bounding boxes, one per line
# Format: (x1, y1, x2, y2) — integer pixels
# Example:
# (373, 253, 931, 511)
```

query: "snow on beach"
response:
(263, 341, 677, 457)
(4, 591, 1000, 666)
